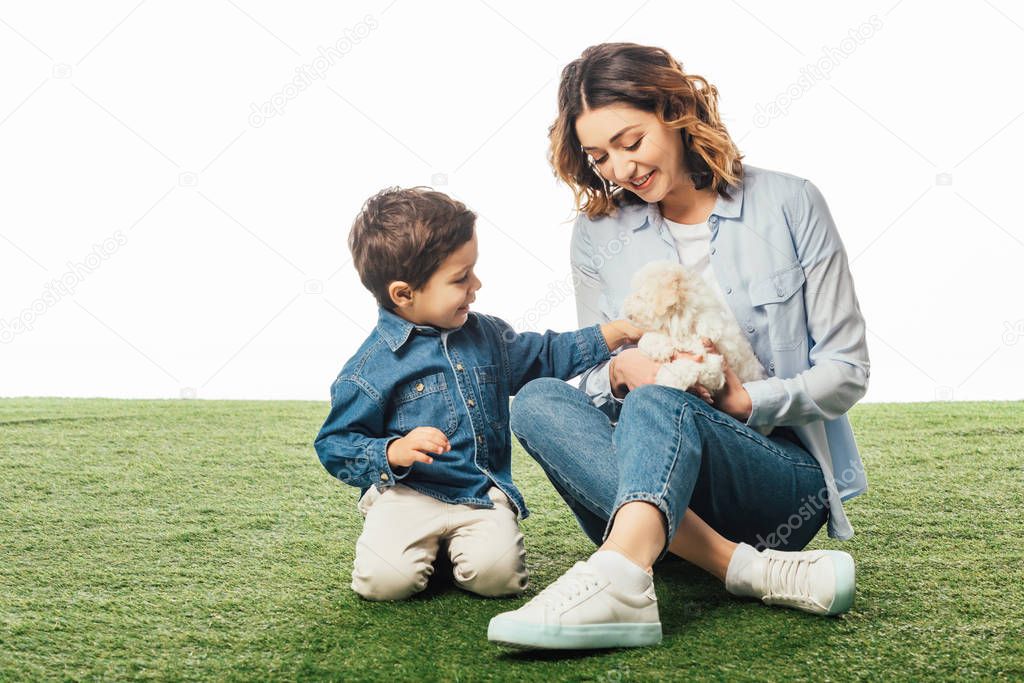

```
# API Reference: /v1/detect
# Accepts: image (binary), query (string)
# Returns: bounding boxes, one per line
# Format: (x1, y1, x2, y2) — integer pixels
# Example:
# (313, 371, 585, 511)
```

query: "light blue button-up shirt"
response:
(570, 164, 870, 540)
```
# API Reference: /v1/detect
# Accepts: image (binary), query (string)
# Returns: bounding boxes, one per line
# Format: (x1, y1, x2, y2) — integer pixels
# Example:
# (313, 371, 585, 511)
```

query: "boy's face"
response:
(392, 232, 481, 330)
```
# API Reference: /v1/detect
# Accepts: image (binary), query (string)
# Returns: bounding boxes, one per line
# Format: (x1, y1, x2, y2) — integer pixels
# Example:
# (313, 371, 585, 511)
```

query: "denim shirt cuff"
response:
(577, 323, 612, 369)
(743, 378, 784, 428)
(372, 436, 409, 489)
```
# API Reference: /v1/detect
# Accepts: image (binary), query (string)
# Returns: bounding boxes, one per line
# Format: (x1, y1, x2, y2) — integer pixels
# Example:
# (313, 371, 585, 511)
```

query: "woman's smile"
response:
(629, 169, 657, 191)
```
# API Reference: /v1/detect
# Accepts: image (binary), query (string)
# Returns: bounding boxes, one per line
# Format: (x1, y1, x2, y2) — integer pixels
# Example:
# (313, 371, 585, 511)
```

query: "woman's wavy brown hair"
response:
(549, 43, 744, 219)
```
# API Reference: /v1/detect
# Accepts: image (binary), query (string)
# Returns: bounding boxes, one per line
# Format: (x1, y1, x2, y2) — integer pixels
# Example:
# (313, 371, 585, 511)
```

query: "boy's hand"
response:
(387, 426, 451, 468)
(600, 319, 645, 351)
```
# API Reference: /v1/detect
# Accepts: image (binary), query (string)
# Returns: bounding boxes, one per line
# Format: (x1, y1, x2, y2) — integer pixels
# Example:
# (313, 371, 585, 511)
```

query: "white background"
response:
(2, 0, 1022, 403)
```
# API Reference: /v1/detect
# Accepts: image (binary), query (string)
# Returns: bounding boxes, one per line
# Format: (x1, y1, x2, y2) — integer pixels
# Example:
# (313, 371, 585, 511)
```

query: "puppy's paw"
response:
(638, 331, 675, 362)
(697, 354, 725, 392)
(657, 359, 701, 391)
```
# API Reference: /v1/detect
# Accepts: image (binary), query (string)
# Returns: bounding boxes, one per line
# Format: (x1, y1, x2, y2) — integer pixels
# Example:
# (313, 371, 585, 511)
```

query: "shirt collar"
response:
(630, 174, 745, 232)
(375, 307, 462, 352)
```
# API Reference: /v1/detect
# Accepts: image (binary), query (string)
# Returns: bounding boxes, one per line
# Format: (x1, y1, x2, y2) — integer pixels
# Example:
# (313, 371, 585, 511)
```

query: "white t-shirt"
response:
(662, 217, 730, 310)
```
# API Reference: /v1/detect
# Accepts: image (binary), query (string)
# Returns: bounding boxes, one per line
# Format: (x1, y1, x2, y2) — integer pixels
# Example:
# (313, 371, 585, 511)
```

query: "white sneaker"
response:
(726, 543, 856, 616)
(487, 559, 662, 649)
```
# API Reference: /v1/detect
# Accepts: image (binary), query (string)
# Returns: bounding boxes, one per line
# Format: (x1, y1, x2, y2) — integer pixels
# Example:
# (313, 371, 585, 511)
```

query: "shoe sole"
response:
(487, 617, 662, 650)
(825, 550, 856, 616)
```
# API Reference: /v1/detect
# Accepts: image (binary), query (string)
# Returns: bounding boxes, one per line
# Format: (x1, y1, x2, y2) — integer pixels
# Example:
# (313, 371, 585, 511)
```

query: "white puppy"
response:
(622, 260, 767, 415)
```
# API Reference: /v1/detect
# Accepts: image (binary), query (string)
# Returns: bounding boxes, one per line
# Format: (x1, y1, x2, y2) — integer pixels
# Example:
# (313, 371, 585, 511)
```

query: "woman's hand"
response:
(701, 340, 753, 422)
(608, 348, 714, 403)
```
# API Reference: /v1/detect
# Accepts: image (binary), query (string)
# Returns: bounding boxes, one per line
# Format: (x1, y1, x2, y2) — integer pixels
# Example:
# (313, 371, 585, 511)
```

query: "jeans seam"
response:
(549, 460, 612, 521)
(657, 397, 686, 504)
(516, 433, 612, 522)
(681, 392, 819, 469)
(604, 397, 687, 548)
(649, 395, 687, 539)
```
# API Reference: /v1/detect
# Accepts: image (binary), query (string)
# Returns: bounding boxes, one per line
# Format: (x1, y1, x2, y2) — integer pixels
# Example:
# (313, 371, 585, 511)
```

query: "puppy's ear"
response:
(651, 284, 673, 318)
(626, 261, 683, 326)
(652, 269, 687, 317)
(671, 269, 692, 313)
(623, 291, 651, 329)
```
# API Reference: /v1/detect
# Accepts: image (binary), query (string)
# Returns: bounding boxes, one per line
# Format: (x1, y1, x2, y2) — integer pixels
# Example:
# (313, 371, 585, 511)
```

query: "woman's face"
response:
(574, 103, 686, 203)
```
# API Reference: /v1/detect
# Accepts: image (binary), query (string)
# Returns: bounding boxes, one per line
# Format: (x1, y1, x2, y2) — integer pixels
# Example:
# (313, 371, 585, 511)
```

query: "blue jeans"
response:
(510, 379, 829, 558)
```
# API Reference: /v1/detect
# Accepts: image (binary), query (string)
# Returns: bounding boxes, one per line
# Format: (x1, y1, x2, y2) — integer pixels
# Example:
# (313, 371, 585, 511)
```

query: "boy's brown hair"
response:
(348, 187, 476, 310)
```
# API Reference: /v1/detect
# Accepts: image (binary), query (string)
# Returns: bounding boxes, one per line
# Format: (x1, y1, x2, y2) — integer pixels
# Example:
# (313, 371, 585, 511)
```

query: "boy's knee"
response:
(455, 561, 529, 597)
(351, 546, 432, 601)
(351, 563, 430, 601)
(451, 539, 529, 597)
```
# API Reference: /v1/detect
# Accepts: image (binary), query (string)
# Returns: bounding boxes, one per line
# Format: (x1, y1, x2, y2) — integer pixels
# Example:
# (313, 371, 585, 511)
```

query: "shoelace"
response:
(528, 562, 602, 609)
(762, 553, 825, 609)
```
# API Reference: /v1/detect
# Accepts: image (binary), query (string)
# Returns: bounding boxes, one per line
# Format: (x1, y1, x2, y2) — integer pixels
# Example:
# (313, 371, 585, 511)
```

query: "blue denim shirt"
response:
(314, 307, 611, 519)
(571, 164, 870, 540)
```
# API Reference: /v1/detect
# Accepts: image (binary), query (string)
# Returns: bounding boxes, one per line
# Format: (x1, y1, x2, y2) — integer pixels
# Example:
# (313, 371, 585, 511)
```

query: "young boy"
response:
(314, 187, 641, 601)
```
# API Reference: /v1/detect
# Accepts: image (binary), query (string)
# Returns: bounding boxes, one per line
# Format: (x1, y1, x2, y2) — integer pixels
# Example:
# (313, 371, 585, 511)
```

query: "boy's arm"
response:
(481, 315, 641, 395)
(313, 376, 410, 490)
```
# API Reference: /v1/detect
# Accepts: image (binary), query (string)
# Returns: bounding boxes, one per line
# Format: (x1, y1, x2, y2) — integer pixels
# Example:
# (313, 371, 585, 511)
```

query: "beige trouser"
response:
(351, 483, 529, 601)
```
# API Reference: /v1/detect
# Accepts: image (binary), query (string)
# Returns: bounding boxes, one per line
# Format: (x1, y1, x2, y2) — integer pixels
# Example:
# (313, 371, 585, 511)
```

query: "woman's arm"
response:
(743, 180, 871, 428)
(570, 218, 625, 418)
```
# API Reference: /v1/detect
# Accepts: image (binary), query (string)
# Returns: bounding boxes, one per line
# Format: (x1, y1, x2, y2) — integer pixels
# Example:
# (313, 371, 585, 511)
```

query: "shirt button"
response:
(725, 286, 733, 295)
(476, 435, 484, 444)
(745, 324, 755, 333)
(455, 363, 464, 371)
(380, 473, 389, 481)
(415, 383, 425, 392)
(776, 287, 785, 297)
(468, 398, 475, 407)
(711, 247, 717, 255)
(769, 361, 775, 370)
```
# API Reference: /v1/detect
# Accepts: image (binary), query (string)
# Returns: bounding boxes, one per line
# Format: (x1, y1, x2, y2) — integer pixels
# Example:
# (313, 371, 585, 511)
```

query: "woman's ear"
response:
(388, 281, 414, 309)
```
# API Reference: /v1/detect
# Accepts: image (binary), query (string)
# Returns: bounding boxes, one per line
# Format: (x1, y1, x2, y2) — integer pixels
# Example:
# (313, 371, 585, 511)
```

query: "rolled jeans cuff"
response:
(603, 492, 679, 563)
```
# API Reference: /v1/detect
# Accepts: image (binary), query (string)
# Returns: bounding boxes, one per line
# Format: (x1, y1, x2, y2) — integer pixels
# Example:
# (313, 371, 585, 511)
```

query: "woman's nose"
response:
(612, 155, 633, 185)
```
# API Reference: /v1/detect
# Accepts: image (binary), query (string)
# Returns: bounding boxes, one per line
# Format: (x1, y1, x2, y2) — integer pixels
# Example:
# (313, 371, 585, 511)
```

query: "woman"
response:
(487, 43, 870, 650)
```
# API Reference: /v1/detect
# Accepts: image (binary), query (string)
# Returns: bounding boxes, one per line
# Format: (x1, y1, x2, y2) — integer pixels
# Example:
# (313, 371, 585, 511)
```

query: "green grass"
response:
(2, 398, 1022, 681)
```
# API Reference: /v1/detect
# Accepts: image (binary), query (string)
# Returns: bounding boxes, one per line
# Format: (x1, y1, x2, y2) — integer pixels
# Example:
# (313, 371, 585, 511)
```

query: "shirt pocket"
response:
(393, 372, 459, 437)
(474, 364, 507, 431)
(748, 262, 807, 351)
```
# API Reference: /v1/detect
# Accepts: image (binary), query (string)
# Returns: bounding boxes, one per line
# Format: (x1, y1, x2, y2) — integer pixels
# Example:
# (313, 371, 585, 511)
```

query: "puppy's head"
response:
(622, 261, 692, 330)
